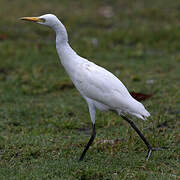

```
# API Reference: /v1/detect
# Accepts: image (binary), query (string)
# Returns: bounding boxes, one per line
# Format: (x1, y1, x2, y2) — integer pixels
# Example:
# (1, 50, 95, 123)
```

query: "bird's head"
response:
(20, 14, 59, 28)
(20, 14, 68, 42)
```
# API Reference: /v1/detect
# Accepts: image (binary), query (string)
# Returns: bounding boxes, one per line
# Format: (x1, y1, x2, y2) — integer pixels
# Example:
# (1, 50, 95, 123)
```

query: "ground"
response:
(0, 0, 179, 179)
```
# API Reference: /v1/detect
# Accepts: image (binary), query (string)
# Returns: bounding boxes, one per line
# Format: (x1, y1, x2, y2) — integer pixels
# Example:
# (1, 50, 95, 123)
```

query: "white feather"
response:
(29, 14, 151, 121)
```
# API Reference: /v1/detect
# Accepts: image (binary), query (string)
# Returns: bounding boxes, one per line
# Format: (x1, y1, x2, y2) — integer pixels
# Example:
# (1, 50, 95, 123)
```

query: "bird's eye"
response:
(39, 18, 46, 23)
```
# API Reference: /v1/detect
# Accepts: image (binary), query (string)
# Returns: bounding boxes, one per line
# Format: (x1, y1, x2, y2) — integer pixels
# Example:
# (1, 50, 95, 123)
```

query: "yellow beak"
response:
(20, 17, 40, 22)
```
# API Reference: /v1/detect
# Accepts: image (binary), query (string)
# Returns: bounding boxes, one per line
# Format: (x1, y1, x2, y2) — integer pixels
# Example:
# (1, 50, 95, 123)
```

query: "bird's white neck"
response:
(56, 41, 77, 61)
(53, 19, 77, 58)
(53, 19, 68, 44)
(53, 20, 78, 76)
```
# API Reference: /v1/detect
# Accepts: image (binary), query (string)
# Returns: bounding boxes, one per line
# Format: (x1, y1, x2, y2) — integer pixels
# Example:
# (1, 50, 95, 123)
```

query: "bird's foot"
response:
(146, 146, 168, 161)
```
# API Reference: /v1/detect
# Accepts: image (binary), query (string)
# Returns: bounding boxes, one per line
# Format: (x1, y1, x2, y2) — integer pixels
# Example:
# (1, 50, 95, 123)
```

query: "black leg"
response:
(121, 115, 167, 160)
(79, 123, 96, 161)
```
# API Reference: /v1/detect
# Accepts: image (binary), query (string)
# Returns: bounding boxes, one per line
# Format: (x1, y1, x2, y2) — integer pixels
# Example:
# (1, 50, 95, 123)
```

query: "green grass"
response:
(0, 0, 180, 179)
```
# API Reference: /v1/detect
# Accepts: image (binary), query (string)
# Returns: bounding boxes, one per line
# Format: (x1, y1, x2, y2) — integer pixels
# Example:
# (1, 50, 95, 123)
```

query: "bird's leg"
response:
(79, 123, 96, 161)
(121, 115, 167, 160)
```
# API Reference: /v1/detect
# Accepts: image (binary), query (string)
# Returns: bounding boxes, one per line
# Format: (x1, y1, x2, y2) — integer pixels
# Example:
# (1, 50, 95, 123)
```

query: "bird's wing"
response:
(73, 60, 132, 109)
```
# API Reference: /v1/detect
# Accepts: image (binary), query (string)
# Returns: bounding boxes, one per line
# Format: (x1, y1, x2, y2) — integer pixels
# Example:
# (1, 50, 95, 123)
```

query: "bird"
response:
(20, 14, 165, 161)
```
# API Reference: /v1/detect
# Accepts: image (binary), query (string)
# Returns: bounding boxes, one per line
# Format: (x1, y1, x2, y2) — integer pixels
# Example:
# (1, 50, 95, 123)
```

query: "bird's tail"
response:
(128, 99, 150, 120)
(131, 109, 150, 120)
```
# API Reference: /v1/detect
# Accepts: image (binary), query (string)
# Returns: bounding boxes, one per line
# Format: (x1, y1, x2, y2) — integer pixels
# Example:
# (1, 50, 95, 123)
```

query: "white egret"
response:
(20, 14, 165, 161)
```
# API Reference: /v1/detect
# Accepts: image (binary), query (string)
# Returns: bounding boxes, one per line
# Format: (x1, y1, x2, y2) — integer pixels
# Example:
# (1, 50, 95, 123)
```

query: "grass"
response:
(0, 0, 180, 179)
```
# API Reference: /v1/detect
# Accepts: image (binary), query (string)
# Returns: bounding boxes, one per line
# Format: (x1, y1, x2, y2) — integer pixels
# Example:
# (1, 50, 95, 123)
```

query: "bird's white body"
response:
(57, 43, 150, 121)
